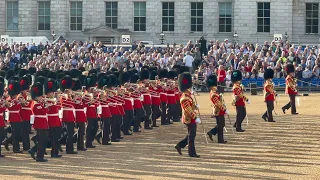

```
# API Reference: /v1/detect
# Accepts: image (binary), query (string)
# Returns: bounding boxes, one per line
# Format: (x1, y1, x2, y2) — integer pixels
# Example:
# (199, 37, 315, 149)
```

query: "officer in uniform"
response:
(262, 69, 276, 122)
(206, 75, 227, 143)
(282, 64, 298, 115)
(174, 72, 200, 158)
(231, 70, 249, 132)
(0, 82, 6, 157)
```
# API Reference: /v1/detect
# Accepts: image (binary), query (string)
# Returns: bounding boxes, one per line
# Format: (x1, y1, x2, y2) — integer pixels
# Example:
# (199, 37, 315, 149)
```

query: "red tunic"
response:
(0, 105, 6, 127)
(158, 87, 167, 103)
(285, 75, 297, 95)
(264, 81, 275, 101)
(123, 97, 134, 111)
(141, 92, 152, 105)
(32, 103, 48, 130)
(61, 97, 75, 122)
(100, 103, 112, 118)
(8, 100, 22, 123)
(20, 99, 33, 121)
(73, 100, 87, 122)
(233, 84, 245, 107)
(131, 93, 143, 109)
(210, 90, 226, 116)
(47, 104, 62, 127)
(108, 98, 120, 115)
(166, 89, 176, 104)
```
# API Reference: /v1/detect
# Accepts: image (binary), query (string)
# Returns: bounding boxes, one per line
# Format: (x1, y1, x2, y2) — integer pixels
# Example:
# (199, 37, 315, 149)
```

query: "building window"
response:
(306, 3, 319, 34)
(134, 2, 146, 31)
(162, 2, 174, 32)
(257, 2, 270, 33)
(38, 1, 51, 31)
(219, 2, 232, 32)
(70, 1, 82, 31)
(6, 1, 19, 31)
(106, 2, 118, 29)
(191, 2, 203, 32)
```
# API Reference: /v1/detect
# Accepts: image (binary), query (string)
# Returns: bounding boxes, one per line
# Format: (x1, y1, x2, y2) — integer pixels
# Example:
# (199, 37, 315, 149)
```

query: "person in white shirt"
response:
(183, 51, 194, 73)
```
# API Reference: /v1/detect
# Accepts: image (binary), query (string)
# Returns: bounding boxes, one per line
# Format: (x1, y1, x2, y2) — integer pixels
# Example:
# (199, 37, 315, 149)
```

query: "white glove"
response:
(225, 109, 229, 115)
(196, 104, 200, 109)
(195, 117, 201, 124)
(247, 100, 251, 104)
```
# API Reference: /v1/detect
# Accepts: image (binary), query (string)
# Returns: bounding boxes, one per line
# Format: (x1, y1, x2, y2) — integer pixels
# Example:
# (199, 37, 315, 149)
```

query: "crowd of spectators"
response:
(0, 38, 320, 87)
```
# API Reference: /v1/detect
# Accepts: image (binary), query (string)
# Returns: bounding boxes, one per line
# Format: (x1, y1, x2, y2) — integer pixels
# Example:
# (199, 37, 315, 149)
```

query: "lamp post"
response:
(233, 31, 239, 47)
(51, 30, 56, 42)
(160, 32, 165, 45)
(283, 32, 289, 43)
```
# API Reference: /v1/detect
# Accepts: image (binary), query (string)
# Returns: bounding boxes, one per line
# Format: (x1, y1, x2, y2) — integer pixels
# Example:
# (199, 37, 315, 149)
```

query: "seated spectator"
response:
(312, 65, 320, 78)
(302, 66, 312, 86)
(295, 65, 303, 80)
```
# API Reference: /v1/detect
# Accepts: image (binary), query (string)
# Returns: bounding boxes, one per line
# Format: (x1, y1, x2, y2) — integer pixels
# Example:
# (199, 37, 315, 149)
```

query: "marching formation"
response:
(0, 63, 299, 161)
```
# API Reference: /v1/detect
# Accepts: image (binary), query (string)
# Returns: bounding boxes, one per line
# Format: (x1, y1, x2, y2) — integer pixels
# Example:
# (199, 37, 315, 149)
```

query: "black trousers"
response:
(161, 102, 168, 124)
(263, 101, 274, 121)
(22, 121, 31, 151)
(10, 122, 22, 152)
(235, 106, 246, 130)
(124, 110, 134, 133)
(49, 127, 61, 156)
(76, 122, 85, 149)
(143, 104, 152, 128)
(209, 115, 225, 142)
(65, 122, 75, 153)
(151, 105, 161, 126)
(86, 118, 98, 147)
(133, 108, 144, 131)
(102, 118, 111, 144)
(30, 129, 48, 160)
(111, 116, 117, 141)
(0, 127, 4, 155)
(282, 94, 297, 114)
(167, 103, 177, 122)
(177, 123, 197, 156)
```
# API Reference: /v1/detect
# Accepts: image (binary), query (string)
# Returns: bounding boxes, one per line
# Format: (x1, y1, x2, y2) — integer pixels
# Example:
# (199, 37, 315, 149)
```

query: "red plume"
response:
(20, 80, 25, 86)
(72, 81, 75, 87)
(33, 87, 39, 94)
(9, 84, 13, 91)
(48, 81, 53, 89)
(182, 78, 188, 85)
(62, 80, 67, 86)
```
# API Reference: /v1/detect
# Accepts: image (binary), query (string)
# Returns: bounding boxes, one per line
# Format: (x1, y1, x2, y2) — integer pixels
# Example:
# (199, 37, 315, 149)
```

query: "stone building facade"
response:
(0, 0, 319, 45)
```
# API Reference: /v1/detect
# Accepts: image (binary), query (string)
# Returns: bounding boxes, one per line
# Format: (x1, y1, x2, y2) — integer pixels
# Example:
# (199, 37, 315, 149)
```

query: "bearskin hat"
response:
(149, 70, 158, 80)
(141, 65, 149, 71)
(130, 73, 139, 84)
(149, 67, 158, 72)
(97, 73, 106, 81)
(139, 69, 149, 81)
(79, 67, 86, 72)
(35, 70, 46, 79)
(113, 71, 120, 78)
(0, 82, 4, 96)
(168, 70, 176, 80)
(31, 82, 44, 100)
(0, 76, 4, 84)
(206, 75, 218, 87)
(172, 65, 181, 71)
(264, 69, 274, 80)
(89, 69, 98, 75)
(97, 76, 109, 89)
(286, 63, 295, 74)
(56, 72, 65, 81)
(35, 76, 47, 85)
(14, 68, 20, 75)
(8, 77, 19, 84)
(178, 72, 192, 92)
(18, 69, 29, 78)
(6, 69, 15, 80)
(45, 78, 58, 94)
(8, 80, 20, 97)
(70, 69, 82, 78)
(78, 74, 86, 86)
(60, 75, 73, 92)
(43, 68, 50, 77)
(119, 71, 130, 85)
(63, 71, 71, 76)
(0, 70, 5, 78)
(1, 66, 8, 71)
(231, 70, 242, 83)
(20, 75, 31, 91)
(71, 78, 82, 91)
(158, 69, 168, 79)
(28, 67, 36, 75)
(47, 71, 57, 80)
(107, 74, 118, 88)
(179, 66, 190, 74)
(110, 68, 118, 72)
(84, 74, 97, 89)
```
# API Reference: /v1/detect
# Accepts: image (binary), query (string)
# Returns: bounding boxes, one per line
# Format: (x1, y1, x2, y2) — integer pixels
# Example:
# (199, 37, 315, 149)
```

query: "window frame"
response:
(69, 1, 83, 32)
(6, 1, 19, 31)
(38, 1, 51, 31)
(305, 3, 319, 34)
(190, 2, 203, 32)
(257, 2, 270, 33)
(218, 2, 232, 33)
(161, 2, 175, 32)
(105, 1, 118, 29)
(133, 2, 146, 32)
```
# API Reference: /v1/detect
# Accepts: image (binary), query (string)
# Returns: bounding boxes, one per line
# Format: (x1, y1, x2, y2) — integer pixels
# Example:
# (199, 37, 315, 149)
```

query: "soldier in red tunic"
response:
(149, 70, 161, 127)
(119, 72, 134, 134)
(28, 82, 49, 162)
(0, 82, 6, 157)
(175, 72, 200, 158)
(158, 69, 169, 125)
(262, 69, 276, 122)
(282, 64, 298, 115)
(140, 68, 153, 129)
(206, 75, 227, 143)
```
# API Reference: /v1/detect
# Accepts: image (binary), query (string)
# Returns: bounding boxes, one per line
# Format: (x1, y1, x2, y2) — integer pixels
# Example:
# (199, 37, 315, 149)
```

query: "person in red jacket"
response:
(206, 75, 227, 143)
(71, 78, 87, 151)
(7, 78, 23, 153)
(158, 69, 169, 125)
(231, 70, 249, 132)
(166, 70, 179, 123)
(45, 78, 63, 158)
(140, 68, 153, 129)
(262, 69, 276, 122)
(119, 72, 134, 134)
(282, 64, 298, 115)
(28, 82, 49, 162)
(83, 74, 99, 148)
(60, 75, 78, 154)
(19, 75, 32, 151)
(217, 65, 227, 94)
(149, 70, 161, 127)
(0, 82, 6, 157)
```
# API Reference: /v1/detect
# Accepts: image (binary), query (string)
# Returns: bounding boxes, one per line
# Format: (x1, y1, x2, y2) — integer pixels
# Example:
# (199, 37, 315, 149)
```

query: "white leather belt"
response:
(34, 115, 47, 118)
(62, 108, 74, 111)
(167, 94, 175, 96)
(74, 109, 85, 112)
(151, 95, 160, 98)
(47, 113, 59, 117)
(21, 107, 32, 110)
(0, 114, 3, 116)
(9, 111, 19, 113)
(101, 105, 109, 108)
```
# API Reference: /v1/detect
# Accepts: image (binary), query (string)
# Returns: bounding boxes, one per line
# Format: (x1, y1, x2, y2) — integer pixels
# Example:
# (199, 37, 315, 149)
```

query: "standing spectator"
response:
(199, 36, 207, 56)
(183, 51, 194, 73)
(217, 65, 226, 93)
